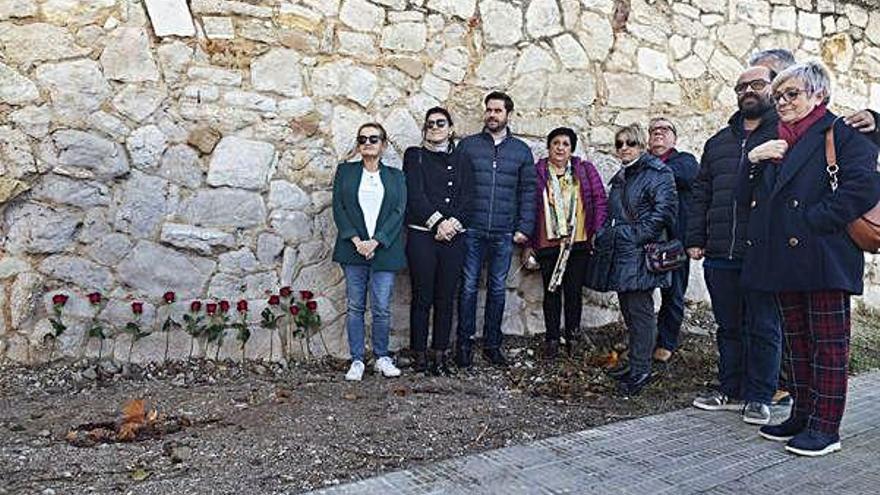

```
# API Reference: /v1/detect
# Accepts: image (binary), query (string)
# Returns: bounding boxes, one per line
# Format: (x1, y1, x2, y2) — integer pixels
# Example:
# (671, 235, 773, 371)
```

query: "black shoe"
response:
(430, 350, 456, 377)
(412, 351, 428, 373)
(760, 416, 806, 442)
(482, 347, 508, 367)
(605, 361, 630, 380)
(543, 340, 559, 361)
(455, 343, 473, 368)
(617, 371, 653, 396)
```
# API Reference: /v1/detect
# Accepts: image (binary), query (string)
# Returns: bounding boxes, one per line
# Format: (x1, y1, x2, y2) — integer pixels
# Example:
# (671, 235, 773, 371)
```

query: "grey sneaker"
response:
(692, 390, 743, 411)
(742, 401, 772, 425)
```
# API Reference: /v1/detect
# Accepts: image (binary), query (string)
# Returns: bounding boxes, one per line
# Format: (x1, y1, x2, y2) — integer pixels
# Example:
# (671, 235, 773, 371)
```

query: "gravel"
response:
(1, 320, 719, 494)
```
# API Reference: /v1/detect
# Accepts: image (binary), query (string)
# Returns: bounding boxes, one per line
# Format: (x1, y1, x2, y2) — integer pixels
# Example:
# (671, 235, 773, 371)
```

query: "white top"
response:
(358, 168, 384, 239)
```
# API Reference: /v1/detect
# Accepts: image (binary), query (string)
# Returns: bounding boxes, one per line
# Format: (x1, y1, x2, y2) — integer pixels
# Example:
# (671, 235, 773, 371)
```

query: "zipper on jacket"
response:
(729, 135, 748, 259)
(488, 143, 498, 232)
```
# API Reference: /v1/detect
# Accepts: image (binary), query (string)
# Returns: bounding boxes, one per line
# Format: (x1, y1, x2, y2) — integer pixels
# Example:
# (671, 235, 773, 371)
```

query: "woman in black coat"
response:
(403, 107, 474, 375)
(741, 62, 880, 457)
(589, 123, 677, 396)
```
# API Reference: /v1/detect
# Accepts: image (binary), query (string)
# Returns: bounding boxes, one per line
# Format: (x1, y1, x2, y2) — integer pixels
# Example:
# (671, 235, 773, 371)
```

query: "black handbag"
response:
(622, 193, 687, 274)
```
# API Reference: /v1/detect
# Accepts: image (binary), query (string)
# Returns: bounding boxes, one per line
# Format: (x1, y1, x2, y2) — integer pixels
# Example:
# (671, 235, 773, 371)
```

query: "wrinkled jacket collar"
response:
(727, 107, 779, 137)
(479, 126, 511, 144)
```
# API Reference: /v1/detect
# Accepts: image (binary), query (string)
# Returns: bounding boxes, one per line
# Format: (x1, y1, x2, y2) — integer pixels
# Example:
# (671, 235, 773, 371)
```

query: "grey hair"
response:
(771, 61, 832, 102)
(749, 48, 796, 74)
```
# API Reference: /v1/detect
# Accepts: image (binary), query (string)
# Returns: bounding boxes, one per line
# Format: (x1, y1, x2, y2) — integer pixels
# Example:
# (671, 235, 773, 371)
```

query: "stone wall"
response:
(1, 0, 879, 364)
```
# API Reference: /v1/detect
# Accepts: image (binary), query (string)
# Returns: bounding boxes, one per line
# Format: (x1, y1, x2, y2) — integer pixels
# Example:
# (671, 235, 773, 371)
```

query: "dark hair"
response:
(749, 48, 795, 77)
(484, 91, 514, 112)
(546, 127, 577, 151)
(357, 122, 387, 141)
(424, 106, 454, 127)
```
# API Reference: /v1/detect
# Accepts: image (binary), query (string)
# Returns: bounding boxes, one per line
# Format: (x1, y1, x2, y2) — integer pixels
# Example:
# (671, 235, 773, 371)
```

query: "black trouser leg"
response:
(538, 249, 563, 342)
(431, 235, 466, 351)
(406, 230, 438, 352)
(561, 250, 589, 339)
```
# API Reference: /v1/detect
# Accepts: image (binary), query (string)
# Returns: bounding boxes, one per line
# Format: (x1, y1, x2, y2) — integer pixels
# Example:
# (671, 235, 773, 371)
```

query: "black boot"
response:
(543, 340, 559, 361)
(426, 350, 440, 376)
(455, 341, 473, 369)
(431, 350, 455, 377)
(412, 351, 427, 373)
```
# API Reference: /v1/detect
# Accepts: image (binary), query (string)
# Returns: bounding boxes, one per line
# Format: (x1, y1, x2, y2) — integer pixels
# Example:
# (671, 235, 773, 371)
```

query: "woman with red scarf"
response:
(740, 62, 880, 457)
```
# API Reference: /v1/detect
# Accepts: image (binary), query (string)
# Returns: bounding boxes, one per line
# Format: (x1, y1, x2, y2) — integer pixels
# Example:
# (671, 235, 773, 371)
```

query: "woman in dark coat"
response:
(589, 123, 677, 396)
(403, 107, 473, 375)
(332, 122, 407, 382)
(523, 127, 608, 360)
(741, 62, 880, 457)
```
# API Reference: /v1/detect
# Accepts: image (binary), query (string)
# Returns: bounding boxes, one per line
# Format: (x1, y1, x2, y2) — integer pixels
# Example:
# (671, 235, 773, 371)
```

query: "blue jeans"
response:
(704, 266, 780, 404)
(657, 261, 690, 351)
(457, 230, 514, 350)
(343, 264, 396, 362)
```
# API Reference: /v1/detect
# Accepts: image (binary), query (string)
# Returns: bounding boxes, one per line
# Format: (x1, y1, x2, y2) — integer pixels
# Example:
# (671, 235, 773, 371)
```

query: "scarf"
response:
(657, 148, 676, 163)
(423, 139, 451, 153)
(543, 161, 577, 240)
(778, 103, 827, 151)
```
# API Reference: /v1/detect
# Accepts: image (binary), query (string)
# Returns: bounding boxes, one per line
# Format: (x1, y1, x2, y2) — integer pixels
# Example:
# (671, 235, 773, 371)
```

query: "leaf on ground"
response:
(121, 399, 146, 425)
(391, 385, 409, 397)
(130, 469, 150, 481)
(342, 392, 358, 401)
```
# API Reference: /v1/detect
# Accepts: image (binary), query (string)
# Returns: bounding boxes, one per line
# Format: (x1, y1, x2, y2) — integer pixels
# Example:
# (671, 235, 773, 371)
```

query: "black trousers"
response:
(406, 229, 466, 352)
(537, 246, 590, 342)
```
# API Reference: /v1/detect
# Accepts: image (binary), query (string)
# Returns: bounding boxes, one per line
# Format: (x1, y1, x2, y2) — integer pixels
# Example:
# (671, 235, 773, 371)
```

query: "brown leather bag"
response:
(825, 127, 880, 254)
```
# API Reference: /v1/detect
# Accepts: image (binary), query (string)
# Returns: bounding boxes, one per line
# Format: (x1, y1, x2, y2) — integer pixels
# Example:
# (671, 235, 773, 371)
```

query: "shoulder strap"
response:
(825, 121, 839, 192)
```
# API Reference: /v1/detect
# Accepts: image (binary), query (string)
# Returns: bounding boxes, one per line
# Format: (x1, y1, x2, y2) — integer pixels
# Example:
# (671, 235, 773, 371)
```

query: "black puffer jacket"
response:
(869, 110, 880, 146)
(457, 129, 536, 235)
(588, 154, 678, 293)
(685, 109, 778, 259)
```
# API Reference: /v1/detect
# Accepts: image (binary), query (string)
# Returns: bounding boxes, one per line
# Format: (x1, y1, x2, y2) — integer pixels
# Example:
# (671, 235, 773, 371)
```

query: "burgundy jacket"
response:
(529, 156, 608, 249)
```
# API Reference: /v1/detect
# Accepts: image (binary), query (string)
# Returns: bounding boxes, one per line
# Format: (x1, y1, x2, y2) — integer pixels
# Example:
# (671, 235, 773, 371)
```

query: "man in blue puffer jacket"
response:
(455, 91, 537, 368)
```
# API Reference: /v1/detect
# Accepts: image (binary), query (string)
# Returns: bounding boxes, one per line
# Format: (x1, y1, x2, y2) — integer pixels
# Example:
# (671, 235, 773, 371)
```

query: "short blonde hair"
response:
(615, 123, 647, 149)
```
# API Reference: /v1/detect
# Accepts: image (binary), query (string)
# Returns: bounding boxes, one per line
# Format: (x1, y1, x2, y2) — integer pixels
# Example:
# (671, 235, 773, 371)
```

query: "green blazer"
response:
(332, 160, 407, 272)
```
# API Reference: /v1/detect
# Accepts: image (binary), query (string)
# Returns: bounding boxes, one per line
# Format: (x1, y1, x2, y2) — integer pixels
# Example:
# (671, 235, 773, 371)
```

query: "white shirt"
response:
(358, 168, 384, 239)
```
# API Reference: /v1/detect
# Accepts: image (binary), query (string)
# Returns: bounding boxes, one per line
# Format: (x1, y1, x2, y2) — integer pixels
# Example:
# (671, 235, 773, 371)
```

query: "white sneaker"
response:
(345, 360, 365, 381)
(374, 356, 401, 378)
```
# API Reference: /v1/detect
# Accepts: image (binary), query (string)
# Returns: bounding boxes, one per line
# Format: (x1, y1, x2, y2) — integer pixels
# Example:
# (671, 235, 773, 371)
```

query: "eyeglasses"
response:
(734, 79, 771, 94)
(649, 125, 675, 135)
(357, 135, 383, 145)
(615, 140, 639, 149)
(426, 119, 448, 129)
(773, 88, 805, 104)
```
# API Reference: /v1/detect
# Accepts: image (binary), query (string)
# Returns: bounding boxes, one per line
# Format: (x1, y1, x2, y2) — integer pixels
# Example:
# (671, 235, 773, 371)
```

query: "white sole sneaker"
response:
(743, 415, 772, 425)
(692, 400, 743, 412)
(345, 361, 365, 381)
(785, 442, 841, 457)
(759, 431, 795, 442)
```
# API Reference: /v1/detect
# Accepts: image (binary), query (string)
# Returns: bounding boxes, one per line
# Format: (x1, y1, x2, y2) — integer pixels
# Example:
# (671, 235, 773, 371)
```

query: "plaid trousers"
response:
(778, 290, 851, 435)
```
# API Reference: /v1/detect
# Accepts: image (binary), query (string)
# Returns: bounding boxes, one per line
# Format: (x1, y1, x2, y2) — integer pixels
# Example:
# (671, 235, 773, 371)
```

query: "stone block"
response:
(207, 136, 276, 191)
(145, 0, 195, 37)
(117, 240, 216, 299)
(181, 187, 267, 228)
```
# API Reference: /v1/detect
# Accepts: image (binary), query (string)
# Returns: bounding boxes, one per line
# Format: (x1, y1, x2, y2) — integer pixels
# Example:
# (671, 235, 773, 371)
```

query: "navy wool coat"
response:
(739, 112, 880, 294)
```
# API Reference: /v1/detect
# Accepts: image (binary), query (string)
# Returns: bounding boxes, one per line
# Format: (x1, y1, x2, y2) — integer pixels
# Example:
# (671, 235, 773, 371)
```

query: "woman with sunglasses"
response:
(403, 107, 474, 375)
(588, 123, 677, 396)
(523, 127, 608, 360)
(740, 62, 880, 456)
(332, 122, 407, 382)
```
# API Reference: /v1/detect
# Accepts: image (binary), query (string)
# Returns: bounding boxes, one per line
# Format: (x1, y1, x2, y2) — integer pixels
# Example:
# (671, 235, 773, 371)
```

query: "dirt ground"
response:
(0, 315, 745, 495)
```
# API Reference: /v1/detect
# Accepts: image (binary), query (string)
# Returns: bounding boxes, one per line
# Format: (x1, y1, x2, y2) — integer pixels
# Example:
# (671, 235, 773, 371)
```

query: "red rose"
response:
(280, 286, 293, 298)
(131, 301, 144, 315)
(306, 300, 318, 311)
(219, 300, 230, 313)
(299, 290, 314, 300)
(52, 294, 68, 306)
(87, 292, 102, 305)
(190, 300, 202, 312)
(236, 300, 248, 313)
(268, 295, 280, 306)
(289, 304, 300, 316)
(163, 291, 176, 304)
(206, 303, 218, 315)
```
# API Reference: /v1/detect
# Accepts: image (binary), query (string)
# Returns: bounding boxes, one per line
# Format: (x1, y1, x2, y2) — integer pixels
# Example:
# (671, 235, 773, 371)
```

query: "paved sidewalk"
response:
(311, 371, 880, 494)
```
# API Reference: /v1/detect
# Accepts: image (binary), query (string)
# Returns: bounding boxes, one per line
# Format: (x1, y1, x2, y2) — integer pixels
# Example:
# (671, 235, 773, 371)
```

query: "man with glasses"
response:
(647, 118, 698, 365)
(687, 66, 782, 425)
(454, 91, 537, 368)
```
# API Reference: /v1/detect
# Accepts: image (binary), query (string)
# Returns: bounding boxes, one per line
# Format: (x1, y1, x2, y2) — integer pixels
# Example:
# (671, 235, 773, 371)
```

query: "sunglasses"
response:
(357, 135, 383, 145)
(734, 79, 770, 95)
(773, 88, 805, 104)
(615, 140, 639, 149)
(426, 119, 448, 129)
